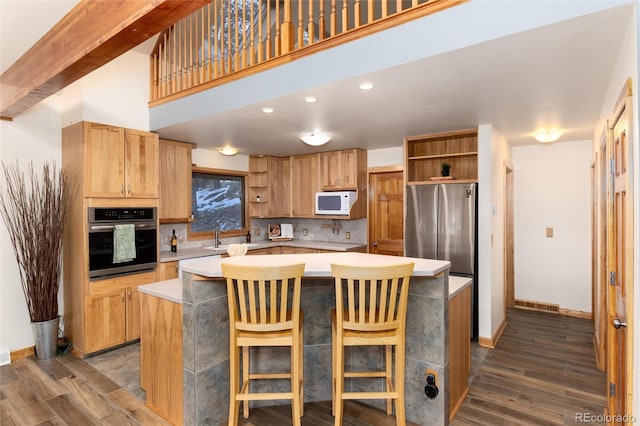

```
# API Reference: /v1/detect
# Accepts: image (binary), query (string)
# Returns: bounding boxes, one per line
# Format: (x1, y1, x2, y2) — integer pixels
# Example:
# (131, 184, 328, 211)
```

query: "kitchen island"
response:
(179, 252, 457, 426)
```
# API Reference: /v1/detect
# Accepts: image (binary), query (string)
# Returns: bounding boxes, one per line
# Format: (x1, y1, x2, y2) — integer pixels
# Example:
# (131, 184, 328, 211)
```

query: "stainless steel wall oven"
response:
(88, 207, 157, 279)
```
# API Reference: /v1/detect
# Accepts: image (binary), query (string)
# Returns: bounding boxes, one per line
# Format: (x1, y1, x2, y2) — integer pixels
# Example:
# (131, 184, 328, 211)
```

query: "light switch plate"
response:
(546, 227, 554, 238)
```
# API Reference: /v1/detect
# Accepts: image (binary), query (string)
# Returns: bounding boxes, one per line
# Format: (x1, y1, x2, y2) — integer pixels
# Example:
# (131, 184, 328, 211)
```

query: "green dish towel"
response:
(113, 224, 136, 263)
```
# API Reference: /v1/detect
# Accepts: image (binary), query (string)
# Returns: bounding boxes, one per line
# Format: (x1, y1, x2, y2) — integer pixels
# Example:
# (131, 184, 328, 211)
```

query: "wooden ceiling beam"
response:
(0, 0, 209, 120)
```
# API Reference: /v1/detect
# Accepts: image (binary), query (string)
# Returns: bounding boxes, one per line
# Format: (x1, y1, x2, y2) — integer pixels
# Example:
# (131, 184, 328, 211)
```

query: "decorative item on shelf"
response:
(0, 161, 76, 360)
(441, 162, 451, 177)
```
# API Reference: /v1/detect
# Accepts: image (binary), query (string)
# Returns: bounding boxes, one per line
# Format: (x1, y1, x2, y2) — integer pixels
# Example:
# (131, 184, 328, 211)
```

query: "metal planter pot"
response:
(31, 317, 59, 360)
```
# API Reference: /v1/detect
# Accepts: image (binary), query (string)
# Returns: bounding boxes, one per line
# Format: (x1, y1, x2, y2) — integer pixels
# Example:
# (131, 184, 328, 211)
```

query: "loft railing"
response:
(150, 0, 465, 104)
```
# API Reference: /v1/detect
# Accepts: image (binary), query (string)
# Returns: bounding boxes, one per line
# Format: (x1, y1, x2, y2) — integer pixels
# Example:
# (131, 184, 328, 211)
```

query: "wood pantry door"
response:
(368, 168, 404, 256)
(606, 80, 633, 423)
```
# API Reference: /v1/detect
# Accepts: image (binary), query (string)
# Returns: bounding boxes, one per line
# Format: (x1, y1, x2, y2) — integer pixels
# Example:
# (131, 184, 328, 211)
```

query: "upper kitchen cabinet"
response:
(291, 153, 321, 217)
(159, 139, 194, 222)
(67, 122, 159, 198)
(320, 148, 366, 191)
(248, 155, 290, 218)
(404, 128, 478, 185)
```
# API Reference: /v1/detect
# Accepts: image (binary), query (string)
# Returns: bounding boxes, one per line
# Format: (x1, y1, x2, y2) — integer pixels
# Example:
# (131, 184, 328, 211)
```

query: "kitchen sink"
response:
(203, 243, 260, 250)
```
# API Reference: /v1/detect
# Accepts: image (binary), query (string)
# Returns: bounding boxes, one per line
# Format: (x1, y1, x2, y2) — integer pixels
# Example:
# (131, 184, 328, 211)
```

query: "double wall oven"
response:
(88, 207, 157, 280)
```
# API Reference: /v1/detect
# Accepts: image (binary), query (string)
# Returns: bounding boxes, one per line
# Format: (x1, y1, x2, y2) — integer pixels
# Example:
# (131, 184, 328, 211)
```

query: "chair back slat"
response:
(332, 262, 414, 332)
(222, 263, 305, 332)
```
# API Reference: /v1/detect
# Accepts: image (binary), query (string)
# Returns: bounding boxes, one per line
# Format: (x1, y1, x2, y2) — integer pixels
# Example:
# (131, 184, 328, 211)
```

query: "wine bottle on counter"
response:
(171, 229, 178, 253)
(246, 231, 251, 243)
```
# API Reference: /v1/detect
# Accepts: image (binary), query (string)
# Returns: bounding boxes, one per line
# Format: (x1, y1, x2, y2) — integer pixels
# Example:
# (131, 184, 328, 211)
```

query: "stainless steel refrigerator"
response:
(405, 182, 478, 339)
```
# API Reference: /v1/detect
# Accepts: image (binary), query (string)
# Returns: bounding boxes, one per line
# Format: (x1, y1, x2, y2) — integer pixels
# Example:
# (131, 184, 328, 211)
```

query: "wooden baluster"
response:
(382, 0, 388, 19)
(151, 54, 157, 101)
(258, 0, 264, 63)
(172, 23, 177, 95)
(189, 14, 194, 88)
(297, 0, 303, 49)
(226, 0, 231, 75)
(319, 1, 325, 41)
(265, 0, 271, 60)
(368, 0, 374, 23)
(234, 0, 239, 72)
(242, 0, 247, 70)
(161, 34, 166, 97)
(330, 0, 336, 37)
(413, 0, 419, 7)
(342, 0, 348, 33)
(355, 0, 361, 28)
(213, 1, 218, 79)
(396, 0, 402, 13)
(182, 19, 187, 91)
(307, 0, 314, 46)
(275, 0, 281, 56)
(249, 0, 255, 66)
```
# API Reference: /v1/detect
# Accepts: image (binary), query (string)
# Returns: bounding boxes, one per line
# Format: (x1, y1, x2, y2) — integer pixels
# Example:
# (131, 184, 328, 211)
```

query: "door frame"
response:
(504, 162, 515, 312)
(367, 165, 404, 255)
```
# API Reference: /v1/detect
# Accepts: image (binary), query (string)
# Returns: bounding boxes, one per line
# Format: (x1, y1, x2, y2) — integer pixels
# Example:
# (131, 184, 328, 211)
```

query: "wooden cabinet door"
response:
(159, 140, 192, 220)
(84, 123, 125, 197)
(280, 246, 295, 254)
(159, 261, 179, 280)
(338, 149, 359, 189)
(124, 129, 159, 198)
(291, 153, 320, 217)
(126, 287, 140, 341)
(321, 151, 340, 190)
(293, 247, 317, 254)
(268, 156, 291, 217)
(85, 291, 126, 352)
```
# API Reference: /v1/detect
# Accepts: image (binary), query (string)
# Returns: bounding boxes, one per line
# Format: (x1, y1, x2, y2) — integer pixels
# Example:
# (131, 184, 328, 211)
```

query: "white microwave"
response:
(315, 191, 357, 215)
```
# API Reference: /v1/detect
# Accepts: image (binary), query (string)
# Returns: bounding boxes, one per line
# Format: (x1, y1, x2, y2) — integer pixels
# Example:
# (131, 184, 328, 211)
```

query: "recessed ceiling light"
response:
(534, 128, 562, 143)
(218, 146, 239, 156)
(262, 107, 274, 113)
(304, 96, 318, 103)
(359, 82, 374, 90)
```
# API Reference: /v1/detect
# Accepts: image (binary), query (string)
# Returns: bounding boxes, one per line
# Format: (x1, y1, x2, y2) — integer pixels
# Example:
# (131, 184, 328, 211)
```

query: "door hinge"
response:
(610, 158, 615, 174)
(610, 271, 616, 286)
(609, 382, 616, 397)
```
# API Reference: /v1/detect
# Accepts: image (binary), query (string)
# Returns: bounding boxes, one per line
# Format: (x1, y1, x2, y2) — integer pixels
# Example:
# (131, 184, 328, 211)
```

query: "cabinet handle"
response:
(121, 292, 125, 302)
(127, 290, 131, 301)
(127, 184, 131, 195)
(120, 184, 124, 195)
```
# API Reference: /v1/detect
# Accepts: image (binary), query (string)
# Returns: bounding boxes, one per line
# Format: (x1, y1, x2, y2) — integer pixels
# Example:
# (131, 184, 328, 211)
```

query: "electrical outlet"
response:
(303, 228, 308, 236)
(254, 228, 260, 236)
(345, 232, 351, 240)
(426, 368, 438, 386)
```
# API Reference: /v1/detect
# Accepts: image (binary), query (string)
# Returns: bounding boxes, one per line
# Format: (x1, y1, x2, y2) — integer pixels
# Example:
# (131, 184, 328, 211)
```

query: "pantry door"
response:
(368, 167, 404, 256)
(606, 79, 633, 422)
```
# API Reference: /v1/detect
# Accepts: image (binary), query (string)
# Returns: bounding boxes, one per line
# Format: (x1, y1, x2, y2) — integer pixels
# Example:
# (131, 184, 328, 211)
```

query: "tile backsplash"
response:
(159, 218, 367, 251)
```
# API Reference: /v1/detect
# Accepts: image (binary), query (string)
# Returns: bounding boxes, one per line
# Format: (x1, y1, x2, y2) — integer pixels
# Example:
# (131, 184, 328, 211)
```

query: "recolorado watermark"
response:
(575, 413, 637, 423)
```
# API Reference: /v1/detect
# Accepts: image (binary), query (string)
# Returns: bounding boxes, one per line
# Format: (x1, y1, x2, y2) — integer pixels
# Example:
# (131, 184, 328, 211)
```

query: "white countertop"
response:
(449, 275, 472, 297)
(160, 240, 367, 262)
(180, 252, 450, 278)
(138, 278, 182, 303)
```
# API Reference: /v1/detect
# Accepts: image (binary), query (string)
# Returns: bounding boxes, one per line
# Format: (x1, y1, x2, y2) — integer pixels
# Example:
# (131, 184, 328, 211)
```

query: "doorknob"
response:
(613, 318, 627, 329)
(372, 242, 378, 247)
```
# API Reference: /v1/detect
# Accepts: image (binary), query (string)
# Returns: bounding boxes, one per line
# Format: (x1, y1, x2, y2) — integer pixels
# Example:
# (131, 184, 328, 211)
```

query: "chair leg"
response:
(292, 334, 302, 426)
(386, 344, 393, 415)
(299, 320, 305, 417)
(334, 334, 344, 426)
(229, 344, 240, 426)
(394, 342, 406, 426)
(242, 346, 250, 419)
(331, 317, 336, 416)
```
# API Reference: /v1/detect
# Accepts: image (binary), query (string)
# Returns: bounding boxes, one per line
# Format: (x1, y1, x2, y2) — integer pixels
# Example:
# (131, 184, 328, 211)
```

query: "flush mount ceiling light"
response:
(300, 131, 331, 146)
(534, 128, 562, 143)
(262, 107, 274, 113)
(218, 146, 239, 156)
(304, 95, 318, 103)
(359, 82, 374, 91)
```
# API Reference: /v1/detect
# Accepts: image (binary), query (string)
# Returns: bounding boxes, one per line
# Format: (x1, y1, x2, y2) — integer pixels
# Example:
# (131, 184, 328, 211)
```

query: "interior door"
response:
(606, 80, 633, 422)
(368, 169, 404, 256)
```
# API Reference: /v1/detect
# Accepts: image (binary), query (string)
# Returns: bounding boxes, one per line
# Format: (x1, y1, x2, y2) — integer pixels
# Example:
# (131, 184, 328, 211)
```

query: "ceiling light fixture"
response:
(534, 128, 562, 143)
(300, 131, 331, 146)
(304, 95, 318, 103)
(262, 107, 274, 113)
(359, 82, 374, 90)
(218, 146, 239, 156)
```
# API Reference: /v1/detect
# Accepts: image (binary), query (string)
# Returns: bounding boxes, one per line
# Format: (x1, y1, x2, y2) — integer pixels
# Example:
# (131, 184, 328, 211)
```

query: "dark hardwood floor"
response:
(1, 308, 606, 425)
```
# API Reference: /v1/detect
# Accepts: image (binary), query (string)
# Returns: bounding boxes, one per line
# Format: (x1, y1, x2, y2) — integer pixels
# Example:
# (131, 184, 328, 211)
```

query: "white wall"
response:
(476, 124, 512, 342)
(192, 148, 249, 171)
(0, 49, 151, 355)
(513, 140, 592, 312)
(367, 146, 403, 168)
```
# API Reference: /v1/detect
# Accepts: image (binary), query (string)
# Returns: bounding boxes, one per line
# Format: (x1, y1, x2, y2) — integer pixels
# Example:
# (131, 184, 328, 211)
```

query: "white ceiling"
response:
(1, 1, 634, 157)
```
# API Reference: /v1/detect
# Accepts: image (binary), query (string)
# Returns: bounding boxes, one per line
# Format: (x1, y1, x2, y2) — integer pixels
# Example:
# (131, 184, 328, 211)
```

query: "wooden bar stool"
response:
(222, 262, 305, 426)
(331, 262, 415, 426)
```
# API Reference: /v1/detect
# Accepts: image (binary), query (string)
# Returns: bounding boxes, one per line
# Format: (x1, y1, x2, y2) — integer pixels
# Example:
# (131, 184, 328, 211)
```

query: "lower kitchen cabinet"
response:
(448, 279, 472, 421)
(140, 292, 183, 425)
(158, 261, 179, 280)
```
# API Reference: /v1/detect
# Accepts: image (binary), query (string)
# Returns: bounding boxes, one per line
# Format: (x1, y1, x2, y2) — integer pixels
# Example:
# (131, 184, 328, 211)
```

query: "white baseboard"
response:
(0, 350, 10, 366)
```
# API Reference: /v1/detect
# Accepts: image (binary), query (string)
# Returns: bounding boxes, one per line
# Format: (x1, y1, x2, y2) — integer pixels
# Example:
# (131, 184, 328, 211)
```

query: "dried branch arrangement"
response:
(0, 161, 75, 323)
